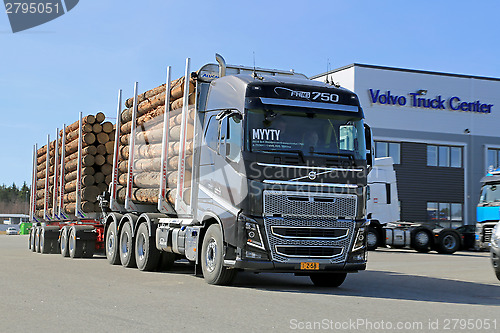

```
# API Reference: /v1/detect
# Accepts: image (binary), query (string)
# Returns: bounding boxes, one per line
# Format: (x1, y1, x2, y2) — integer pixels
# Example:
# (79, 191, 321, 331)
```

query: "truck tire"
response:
(105, 222, 120, 265)
(411, 228, 431, 253)
(28, 228, 33, 250)
(69, 227, 83, 258)
(135, 223, 160, 271)
(60, 227, 70, 257)
(40, 228, 50, 254)
(34, 227, 41, 253)
(309, 273, 347, 287)
(366, 226, 380, 251)
(201, 224, 236, 285)
(30, 228, 36, 252)
(436, 231, 461, 254)
(119, 221, 136, 268)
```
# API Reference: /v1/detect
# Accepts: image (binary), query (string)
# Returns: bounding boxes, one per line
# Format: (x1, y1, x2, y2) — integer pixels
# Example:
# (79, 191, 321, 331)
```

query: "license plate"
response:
(300, 262, 319, 270)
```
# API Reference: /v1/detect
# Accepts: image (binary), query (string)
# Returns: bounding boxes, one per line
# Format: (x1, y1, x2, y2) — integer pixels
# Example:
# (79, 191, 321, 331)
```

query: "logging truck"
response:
(29, 54, 373, 287)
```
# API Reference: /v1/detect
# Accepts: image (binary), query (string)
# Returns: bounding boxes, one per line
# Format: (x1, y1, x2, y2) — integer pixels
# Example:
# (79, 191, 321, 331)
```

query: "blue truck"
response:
(476, 168, 500, 250)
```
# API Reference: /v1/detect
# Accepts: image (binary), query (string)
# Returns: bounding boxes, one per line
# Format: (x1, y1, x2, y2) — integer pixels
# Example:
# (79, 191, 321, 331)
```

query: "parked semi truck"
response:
(29, 54, 373, 287)
(476, 168, 500, 250)
(366, 157, 461, 254)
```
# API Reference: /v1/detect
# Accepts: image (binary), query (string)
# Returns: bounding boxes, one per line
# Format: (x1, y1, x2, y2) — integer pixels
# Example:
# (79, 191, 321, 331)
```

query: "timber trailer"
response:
(29, 54, 374, 287)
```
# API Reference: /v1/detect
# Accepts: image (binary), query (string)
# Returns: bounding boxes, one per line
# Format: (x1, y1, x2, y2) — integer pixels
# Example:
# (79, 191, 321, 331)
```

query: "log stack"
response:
(117, 76, 196, 206)
(34, 112, 115, 218)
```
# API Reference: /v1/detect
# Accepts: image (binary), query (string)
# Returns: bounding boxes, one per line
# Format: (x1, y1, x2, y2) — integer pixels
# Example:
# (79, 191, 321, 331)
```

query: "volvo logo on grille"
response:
(308, 171, 317, 180)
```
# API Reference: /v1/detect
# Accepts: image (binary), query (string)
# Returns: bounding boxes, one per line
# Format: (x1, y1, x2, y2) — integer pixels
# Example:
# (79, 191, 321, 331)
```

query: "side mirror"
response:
(364, 123, 374, 172)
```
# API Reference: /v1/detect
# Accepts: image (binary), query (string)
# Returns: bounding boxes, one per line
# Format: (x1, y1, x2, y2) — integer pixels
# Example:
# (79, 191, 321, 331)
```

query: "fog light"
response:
(245, 251, 264, 259)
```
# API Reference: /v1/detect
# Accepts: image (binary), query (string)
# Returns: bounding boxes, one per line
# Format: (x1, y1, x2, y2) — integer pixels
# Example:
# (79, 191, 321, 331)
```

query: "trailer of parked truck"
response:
(28, 55, 373, 287)
(366, 157, 462, 254)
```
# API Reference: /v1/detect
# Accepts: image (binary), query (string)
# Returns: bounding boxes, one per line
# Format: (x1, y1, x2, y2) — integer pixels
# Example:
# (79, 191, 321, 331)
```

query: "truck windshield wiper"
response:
(262, 149, 305, 163)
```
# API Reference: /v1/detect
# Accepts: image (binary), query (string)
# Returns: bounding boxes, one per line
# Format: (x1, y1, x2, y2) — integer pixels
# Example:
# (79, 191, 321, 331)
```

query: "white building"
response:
(313, 64, 500, 227)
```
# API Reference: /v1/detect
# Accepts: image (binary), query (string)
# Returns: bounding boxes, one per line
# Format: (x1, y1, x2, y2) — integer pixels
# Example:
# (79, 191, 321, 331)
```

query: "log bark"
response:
(65, 155, 95, 173)
(63, 115, 96, 134)
(64, 201, 96, 214)
(117, 187, 160, 205)
(64, 146, 97, 164)
(118, 172, 162, 188)
(64, 167, 95, 182)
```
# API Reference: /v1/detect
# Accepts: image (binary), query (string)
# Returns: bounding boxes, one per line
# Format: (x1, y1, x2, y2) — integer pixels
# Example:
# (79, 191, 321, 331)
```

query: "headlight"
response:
(238, 214, 265, 251)
(352, 227, 366, 252)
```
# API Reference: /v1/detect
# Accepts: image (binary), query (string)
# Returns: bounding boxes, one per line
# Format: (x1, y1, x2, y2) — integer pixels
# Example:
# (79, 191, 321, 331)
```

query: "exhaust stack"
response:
(215, 53, 226, 78)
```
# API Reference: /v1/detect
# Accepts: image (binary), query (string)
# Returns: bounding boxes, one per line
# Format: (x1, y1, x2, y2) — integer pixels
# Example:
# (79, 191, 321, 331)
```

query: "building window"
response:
(427, 145, 462, 168)
(375, 141, 400, 164)
(487, 148, 500, 169)
(427, 202, 463, 228)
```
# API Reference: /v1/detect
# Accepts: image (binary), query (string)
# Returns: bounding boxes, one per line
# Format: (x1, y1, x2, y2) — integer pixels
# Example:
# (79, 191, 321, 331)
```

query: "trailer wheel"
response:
(60, 227, 70, 257)
(135, 223, 160, 271)
(309, 273, 347, 287)
(50, 239, 60, 254)
(28, 227, 32, 250)
(411, 228, 431, 253)
(30, 228, 36, 252)
(201, 224, 236, 285)
(34, 227, 41, 253)
(366, 226, 379, 251)
(119, 221, 136, 268)
(69, 228, 83, 258)
(105, 222, 120, 265)
(436, 231, 460, 254)
(40, 228, 50, 254)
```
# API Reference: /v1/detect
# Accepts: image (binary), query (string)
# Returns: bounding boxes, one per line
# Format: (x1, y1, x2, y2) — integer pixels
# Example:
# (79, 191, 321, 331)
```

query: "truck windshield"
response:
(479, 183, 500, 203)
(246, 108, 366, 160)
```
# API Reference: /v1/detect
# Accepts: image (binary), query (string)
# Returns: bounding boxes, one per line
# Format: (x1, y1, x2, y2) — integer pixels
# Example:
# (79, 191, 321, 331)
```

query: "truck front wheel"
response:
(201, 224, 236, 285)
(436, 231, 460, 254)
(309, 273, 347, 287)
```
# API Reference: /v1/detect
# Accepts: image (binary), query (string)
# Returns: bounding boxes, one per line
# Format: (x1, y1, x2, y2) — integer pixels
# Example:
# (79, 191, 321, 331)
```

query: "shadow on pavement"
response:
(230, 270, 500, 306)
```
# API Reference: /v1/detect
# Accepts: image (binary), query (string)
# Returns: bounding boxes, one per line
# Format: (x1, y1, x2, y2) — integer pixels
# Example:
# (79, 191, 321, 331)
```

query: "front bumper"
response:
(231, 258, 366, 273)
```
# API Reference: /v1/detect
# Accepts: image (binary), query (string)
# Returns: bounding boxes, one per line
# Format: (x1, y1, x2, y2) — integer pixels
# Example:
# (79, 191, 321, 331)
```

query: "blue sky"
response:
(0, 1, 499, 186)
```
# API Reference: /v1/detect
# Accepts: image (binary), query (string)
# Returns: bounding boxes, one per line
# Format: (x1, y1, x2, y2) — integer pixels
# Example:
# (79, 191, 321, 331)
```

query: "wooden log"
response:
(64, 201, 95, 214)
(117, 187, 160, 205)
(101, 163, 112, 176)
(92, 123, 102, 134)
(63, 115, 96, 135)
(64, 146, 97, 164)
(102, 121, 113, 133)
(65, 155, 95, 173)
(105, 174, 112, 185)
(95, 112, 106, 123)
(97, 182, 107, 194)
(94, 154, 106, 166)
(64, 167, 95, 182)
(119, 172, 161, 188)
(96, 144, 106, 156)
(171, 93, 195, 111)
(65, 136, 92, 156)
(105, 141, 115, 155)
(94, 172, 105, 184)
(96, 132, 110, 144)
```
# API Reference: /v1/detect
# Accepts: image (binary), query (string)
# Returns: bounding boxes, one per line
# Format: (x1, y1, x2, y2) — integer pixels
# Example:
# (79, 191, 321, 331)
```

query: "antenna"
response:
(325, 58, 331, 84)
(253, 51, 256, 77)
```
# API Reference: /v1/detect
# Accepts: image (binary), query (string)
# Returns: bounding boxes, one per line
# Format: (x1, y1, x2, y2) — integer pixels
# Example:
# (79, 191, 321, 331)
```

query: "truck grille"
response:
(271, 226, 348, 239)
(263, 190, 357, 218)
(264, 217, 355, 263)
(484, 226, 493, 243)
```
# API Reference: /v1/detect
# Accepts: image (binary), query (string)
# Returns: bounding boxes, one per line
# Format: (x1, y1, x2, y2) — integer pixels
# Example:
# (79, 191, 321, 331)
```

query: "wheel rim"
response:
(121, 232, 129, 258)
(107, 231, 115, 256)
(442, 235, 456, 250)
(367, 232, 377, 247)
(415, 232, 429, 246)
(205, 237, 217, 273)
(137, 233, 146, 261)
(61, 232, 66, 252)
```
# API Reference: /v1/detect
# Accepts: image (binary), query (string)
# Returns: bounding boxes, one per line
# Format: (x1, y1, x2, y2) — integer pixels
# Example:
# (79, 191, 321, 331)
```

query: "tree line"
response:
(0, 183, 30, 214)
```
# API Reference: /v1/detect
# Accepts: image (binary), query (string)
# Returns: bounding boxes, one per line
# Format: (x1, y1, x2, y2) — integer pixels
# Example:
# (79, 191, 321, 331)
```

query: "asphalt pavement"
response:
(1, 235, 499, 332)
